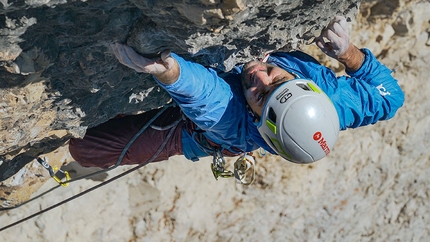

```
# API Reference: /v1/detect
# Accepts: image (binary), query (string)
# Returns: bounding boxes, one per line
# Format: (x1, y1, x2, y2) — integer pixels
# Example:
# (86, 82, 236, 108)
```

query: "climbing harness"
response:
(187, 120, 257, 185)
(0, 102, 259, 232)
(188, 126, 256, 185)
(36, 157, 71, 187)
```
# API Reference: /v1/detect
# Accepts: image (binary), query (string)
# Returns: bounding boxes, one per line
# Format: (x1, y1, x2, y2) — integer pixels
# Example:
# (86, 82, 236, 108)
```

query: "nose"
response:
(253, 71, 279, 94)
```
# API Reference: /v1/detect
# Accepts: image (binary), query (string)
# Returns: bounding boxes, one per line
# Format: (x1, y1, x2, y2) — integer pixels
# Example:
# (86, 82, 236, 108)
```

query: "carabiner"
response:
(212, 149, 226, 171)
(211, 149, 234, 180)
(52, 167, 71, 187)
(211, 163, 234, 180)
(234, 154, 256, 185)
(36, 157, 70, 187)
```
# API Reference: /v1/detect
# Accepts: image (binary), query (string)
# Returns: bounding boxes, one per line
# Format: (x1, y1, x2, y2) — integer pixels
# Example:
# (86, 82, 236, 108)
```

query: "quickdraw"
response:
(210, 150, 256, 185)
(211, 149, 234, 179)
(36, 157, 71, 187)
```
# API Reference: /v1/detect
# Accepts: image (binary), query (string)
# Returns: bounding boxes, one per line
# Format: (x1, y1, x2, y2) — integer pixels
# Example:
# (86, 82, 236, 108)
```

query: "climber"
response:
(69, 16, 404, 169)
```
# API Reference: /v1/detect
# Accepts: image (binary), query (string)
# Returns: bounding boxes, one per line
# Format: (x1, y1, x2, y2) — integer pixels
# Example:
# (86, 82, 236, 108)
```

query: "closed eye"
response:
(267, 66, 273, 75)
(258, 93, 265, 101)
(257, 91, 268, 105)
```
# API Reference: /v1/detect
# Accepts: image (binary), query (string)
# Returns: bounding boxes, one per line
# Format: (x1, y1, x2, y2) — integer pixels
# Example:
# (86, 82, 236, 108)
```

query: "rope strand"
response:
(0, 105, 178, 232)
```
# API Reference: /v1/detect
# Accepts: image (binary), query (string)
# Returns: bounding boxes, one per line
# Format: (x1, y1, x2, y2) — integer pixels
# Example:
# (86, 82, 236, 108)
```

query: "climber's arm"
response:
(110, 42, 232, 130)
(313, 16, 404, 128)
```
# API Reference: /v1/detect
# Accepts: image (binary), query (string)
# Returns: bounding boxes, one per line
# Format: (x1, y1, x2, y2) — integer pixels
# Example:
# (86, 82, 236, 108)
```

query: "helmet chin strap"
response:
(246, 104, 260, 122)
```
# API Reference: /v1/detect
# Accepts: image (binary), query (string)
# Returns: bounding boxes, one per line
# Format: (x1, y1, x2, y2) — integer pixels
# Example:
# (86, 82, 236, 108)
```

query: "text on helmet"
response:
(313, 131, 330, 155)
(276, 87, 292, 104)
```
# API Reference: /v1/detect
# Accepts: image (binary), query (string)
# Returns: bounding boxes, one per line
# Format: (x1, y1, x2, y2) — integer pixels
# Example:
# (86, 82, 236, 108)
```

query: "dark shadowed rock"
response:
(0, 0, 360, 184)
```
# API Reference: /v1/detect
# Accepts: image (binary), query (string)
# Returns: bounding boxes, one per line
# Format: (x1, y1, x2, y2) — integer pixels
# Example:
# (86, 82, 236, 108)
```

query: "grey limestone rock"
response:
(0, 0, 361, 182)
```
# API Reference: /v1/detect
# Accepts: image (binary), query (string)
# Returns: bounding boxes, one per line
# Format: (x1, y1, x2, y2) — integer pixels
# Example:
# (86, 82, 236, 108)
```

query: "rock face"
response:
(0, 0, 360, 183)
(2, 0, 430, 240)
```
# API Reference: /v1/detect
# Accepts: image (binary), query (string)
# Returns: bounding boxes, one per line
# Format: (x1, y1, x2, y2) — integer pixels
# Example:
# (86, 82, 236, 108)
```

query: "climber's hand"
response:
(315, 16, 364, 72)
(110, 42, 175, 75)
(315, 16, 350, 59)
(110, 42, 179, 84)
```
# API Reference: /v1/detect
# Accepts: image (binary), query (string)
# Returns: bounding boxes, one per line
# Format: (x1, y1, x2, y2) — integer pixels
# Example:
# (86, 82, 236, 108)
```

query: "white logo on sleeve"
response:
(376, 84, 391, 96)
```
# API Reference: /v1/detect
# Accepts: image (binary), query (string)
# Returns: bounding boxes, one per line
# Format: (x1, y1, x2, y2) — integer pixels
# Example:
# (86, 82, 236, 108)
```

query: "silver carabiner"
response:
(212, 149, 226, 171)
(234, 154, 256, 185)
(211, 149, 234, 180)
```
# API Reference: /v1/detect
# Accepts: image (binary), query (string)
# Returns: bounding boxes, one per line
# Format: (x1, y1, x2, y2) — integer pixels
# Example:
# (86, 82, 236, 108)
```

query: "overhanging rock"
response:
(0, 0, 360, 183)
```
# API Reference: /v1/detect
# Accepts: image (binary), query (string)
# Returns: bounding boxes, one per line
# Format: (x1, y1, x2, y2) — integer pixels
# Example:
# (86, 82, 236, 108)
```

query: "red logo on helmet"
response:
(313, 132, 330, 155)
(313, 132, 322, 141)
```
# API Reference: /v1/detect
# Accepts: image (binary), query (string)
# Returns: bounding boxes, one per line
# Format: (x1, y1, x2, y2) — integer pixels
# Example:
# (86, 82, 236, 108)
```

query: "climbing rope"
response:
(0, 103, 258, 232)
(0, 104, 179, 232)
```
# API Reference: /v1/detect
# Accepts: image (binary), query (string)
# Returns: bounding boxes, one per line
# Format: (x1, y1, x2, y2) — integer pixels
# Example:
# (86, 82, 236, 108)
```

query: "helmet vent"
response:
(296, 83, 311, 91)
(268, 107, 277, 123)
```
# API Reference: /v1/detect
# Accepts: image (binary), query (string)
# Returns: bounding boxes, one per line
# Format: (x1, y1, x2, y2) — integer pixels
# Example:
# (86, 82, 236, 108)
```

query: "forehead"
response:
(243, 60, 260, 70)
(243, 61, 278, 70)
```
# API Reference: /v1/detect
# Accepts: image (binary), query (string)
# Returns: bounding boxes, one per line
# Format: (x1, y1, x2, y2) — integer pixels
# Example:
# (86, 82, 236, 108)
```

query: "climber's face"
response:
(241, 61, 295, 119)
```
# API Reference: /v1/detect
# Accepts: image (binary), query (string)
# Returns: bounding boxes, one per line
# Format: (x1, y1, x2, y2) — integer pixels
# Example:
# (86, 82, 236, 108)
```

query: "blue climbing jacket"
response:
(154, 49, 404, 161)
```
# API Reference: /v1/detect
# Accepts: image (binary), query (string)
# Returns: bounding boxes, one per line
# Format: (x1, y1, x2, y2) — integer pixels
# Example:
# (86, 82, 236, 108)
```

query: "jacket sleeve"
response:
(345, 48, 404, 121)
(153, 53, 232, 131)
(270, 49, 404, 130)
(331, 48, 405, 129)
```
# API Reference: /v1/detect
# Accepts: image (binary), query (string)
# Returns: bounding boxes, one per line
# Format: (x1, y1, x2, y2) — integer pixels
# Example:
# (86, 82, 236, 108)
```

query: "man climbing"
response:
(69, 16, 404, 173)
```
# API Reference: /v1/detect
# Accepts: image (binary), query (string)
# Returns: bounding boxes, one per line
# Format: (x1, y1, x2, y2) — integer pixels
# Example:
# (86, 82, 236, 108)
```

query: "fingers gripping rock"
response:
(316, 16, 351, 59)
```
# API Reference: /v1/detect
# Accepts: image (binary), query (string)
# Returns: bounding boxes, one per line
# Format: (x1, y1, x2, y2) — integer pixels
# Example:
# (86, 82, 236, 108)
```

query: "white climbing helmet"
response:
(256, 79, 340, 164)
